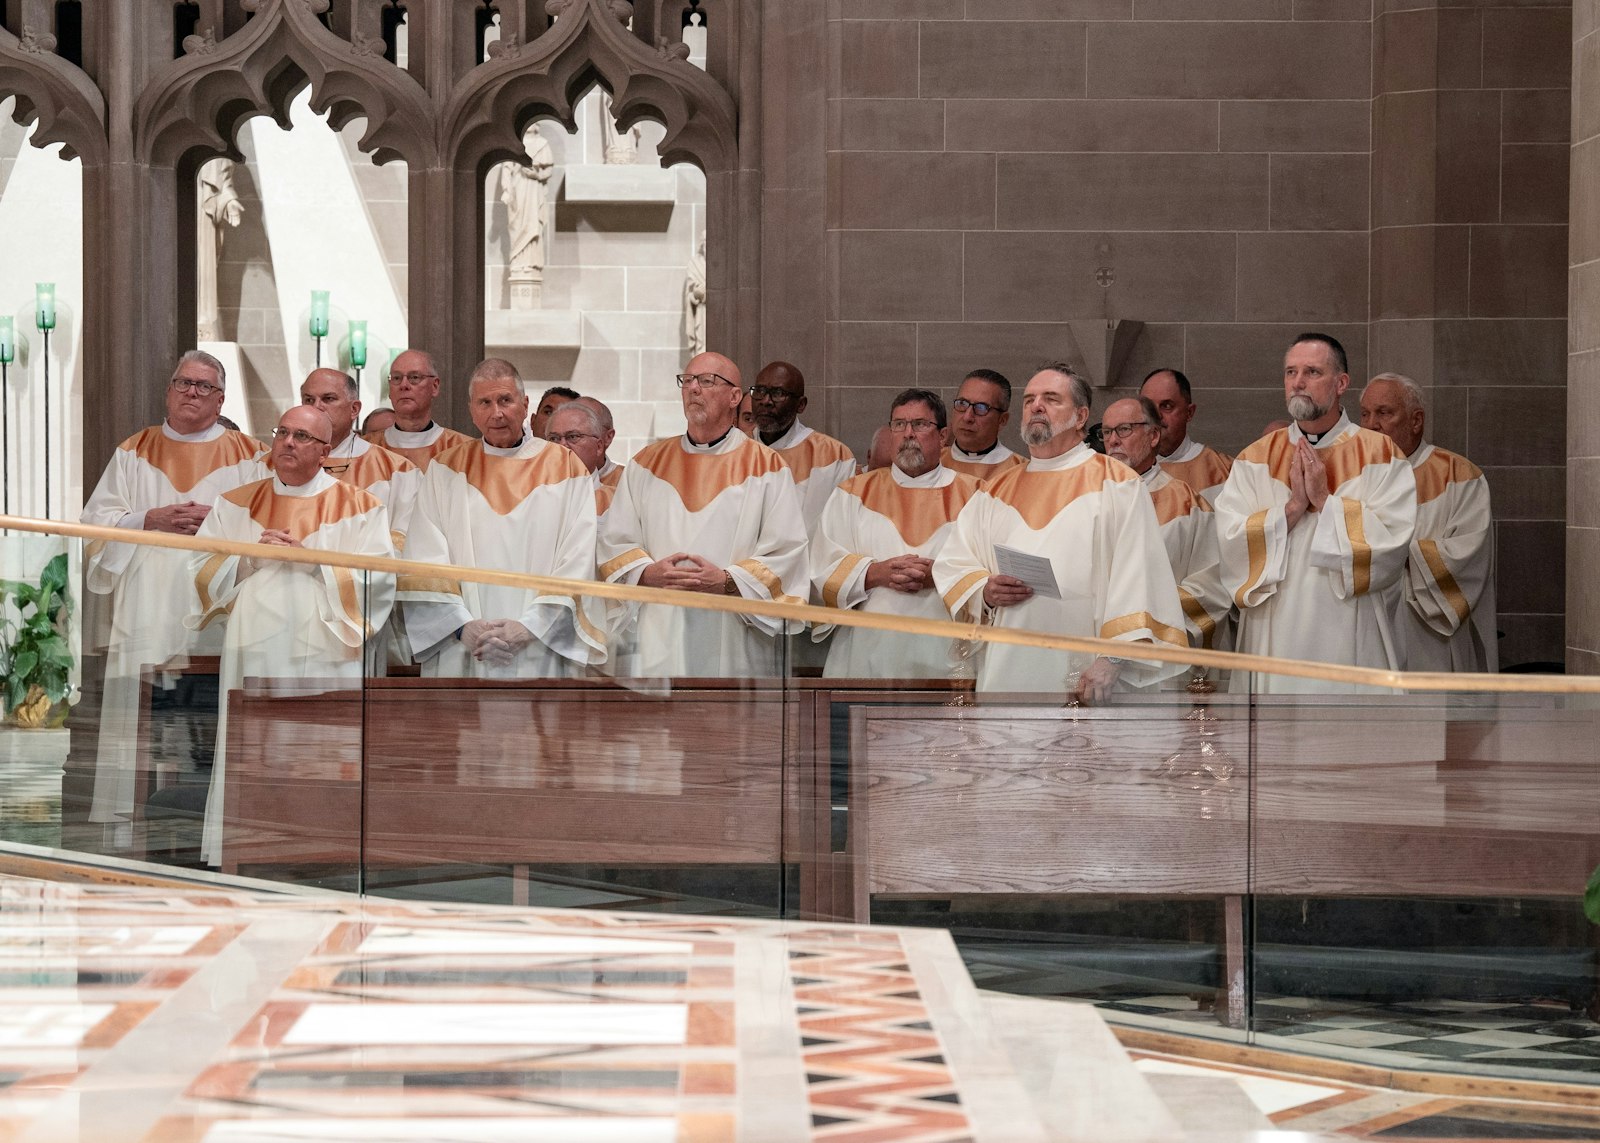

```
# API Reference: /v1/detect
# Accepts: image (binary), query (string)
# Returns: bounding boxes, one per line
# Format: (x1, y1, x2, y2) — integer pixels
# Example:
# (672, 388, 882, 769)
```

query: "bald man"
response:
(599, 350, 808, 677)
(364, 349, 472, 468)
(190, 404, 395, 866)
(574, 395, 623, 491)
(749, 360, 856, 535)
(1360, 373, 1497, 672)
(299, 367, 419, 548)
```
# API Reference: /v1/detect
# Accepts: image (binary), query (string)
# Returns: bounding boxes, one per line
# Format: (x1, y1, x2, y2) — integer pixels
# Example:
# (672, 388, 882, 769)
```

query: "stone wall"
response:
(818, 1, 1572, 667)
(1571, 0, 1600, 673)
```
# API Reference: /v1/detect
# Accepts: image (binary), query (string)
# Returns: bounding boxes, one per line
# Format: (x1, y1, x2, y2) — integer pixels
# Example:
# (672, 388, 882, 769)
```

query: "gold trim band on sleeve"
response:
(1100, 610, 1188, 648)
(941, 570, 988, 617)
(1178, 588, 1215, 648)
(395, 574, 462, 598)
(822, 554, 867, 610)
(1418, 539, 1470, 623)
(599, 547, 650, 581)
(1343, 498, 1371, 596)
(733, 558, 785, 599)
(195, 552, 230, 613)
(1235, 509, 1269, 608)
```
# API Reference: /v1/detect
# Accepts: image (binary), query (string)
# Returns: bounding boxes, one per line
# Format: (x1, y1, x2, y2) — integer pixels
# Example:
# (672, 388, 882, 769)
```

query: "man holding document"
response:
(932, 364, 1188, 700)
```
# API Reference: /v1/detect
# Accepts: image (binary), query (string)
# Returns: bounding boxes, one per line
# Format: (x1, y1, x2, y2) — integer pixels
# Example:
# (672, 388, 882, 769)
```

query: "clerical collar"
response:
(273, 470, 335, 498)
(684, 426, 735, 452)
(1293, 411, 1351, 448)
(1167, 437, 1203, 463)
(953, 440, 1002, 460)
(890, 463, 951, 489)
(389, 422, 438, 441)
(1138, 459, 1162, 486)
(482, 436, 527, 457)
(1025, 441, 1091, 471)
(162, 420, 227, 443)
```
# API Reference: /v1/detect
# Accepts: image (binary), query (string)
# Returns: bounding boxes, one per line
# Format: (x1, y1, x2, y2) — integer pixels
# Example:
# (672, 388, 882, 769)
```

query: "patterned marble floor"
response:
(0, 872, 1059, 1142)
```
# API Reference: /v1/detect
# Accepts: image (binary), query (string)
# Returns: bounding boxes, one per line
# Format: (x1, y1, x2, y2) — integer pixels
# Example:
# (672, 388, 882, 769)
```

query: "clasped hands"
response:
(866, 554, 933, 594)
(460, 618, 535, 665)
(144, 501, 210, 535)
(1285, 438, 1329, 530)
(638, 553, 727, 593)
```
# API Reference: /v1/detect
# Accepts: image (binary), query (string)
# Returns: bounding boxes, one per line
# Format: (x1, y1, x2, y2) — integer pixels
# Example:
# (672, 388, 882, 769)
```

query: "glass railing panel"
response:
(352, 582, 791, 917)
(5, 524, 372, 892)
(810, 624, 1253, 1042)
(1248, 676, 1600, 1084)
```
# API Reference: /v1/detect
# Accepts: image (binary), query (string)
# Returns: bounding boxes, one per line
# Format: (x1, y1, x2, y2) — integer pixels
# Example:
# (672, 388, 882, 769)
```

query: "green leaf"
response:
(1587, 863, 1600, 927)
(4, 675, 25, 716)
(38, 554, 67, 598)
(10, 649, 36, 680)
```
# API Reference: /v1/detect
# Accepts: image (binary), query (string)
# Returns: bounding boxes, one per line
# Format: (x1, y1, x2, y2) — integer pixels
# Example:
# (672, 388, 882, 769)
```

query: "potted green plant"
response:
(0, 552, 73, 728)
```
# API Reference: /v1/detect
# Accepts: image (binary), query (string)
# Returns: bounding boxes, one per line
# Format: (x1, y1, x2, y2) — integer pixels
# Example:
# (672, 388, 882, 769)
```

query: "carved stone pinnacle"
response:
(182, 28, 220, 56)
(18, 27, 58, 54)
(486, 35, 522, 61)
(656, 36, 691, 62)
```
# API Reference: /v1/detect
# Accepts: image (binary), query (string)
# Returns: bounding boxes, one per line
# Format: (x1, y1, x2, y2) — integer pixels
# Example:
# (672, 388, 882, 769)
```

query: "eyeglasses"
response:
(170, 378, 221, 397)
(952, 397, 1003, 417)
(271, 427, 330, 446)
(675, 373, 739, 390)
(749, 384, 798, 401)
(388, 371, 437, 388)
(1102, 423, 1157, 440)
(889, 418, 939, 433)
(548, 432, 599, 446)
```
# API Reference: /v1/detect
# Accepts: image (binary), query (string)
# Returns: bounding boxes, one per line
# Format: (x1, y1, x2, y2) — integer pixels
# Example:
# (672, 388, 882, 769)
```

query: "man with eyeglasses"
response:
(933, 363, 1187, 701)
(189, 405, 395, 867)
(1139, 368, 1234, 505)
(940, 369, 1026, 484)
(1213, 333, 1417, 691)
(1101, 396, 1230, 652)
(748, 361, 856, 535)
(575, 396, 623, 492)
(402, 358, 606, 679)
(546, 401, 617, 518)
(1359, 372, 1496, 673)
(80, 349, 267, 835)
(599, 350, 807, 677)
(363, 349, 471, 469)
(809, 389, 981, 678)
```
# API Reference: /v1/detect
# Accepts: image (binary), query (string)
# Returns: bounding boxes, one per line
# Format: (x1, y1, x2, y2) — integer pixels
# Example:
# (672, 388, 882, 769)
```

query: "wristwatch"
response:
(722, 571, 738, 595)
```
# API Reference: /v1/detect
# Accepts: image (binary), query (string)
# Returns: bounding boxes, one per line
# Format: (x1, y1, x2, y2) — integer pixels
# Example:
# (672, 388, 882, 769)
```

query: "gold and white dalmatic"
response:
(1143, 464, 1231, 650)
(1213, 415, 1417, 691)
(599, 431, 808, 678)
(1400, 442, 1497, 673)
(763, 419, 857, 534)
(189, 472, 395, 866)
(80, 422, 265, 827)
(810, 464, 981, 678)
(1160, 438, 1234, 506)
(932, 444, 1188, 693)
(321, 435, 420, 548)
(401, 437, 606, 678)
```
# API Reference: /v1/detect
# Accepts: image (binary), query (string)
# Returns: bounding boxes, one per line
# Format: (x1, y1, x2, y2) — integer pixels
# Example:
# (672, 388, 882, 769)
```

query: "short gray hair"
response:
(1034, 361, 1092, 413)
(549, 400, 605, 437)
(468, 357, 524, 395)
(1367, 372, 1425, 413)
(174, 349, 225, 389)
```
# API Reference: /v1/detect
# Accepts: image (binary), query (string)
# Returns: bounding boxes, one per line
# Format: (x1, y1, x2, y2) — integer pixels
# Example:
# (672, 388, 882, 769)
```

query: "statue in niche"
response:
(196, 158, 244, 341)
(600, 92, 641, 165)
(684, 234, 707, 355)
(497, 124, 556, 309)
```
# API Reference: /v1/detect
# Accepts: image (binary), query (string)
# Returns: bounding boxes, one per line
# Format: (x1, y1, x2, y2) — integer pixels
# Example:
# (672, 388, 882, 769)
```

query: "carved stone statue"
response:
(684, 234, 707, 354)
(497, 125, 556, 309)
(196, 158, 244, 341)
(600, 92, 640, 165)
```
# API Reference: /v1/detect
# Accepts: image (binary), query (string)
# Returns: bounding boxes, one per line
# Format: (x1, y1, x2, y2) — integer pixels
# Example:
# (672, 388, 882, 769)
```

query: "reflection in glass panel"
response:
(1250, 686, 1600, 1081)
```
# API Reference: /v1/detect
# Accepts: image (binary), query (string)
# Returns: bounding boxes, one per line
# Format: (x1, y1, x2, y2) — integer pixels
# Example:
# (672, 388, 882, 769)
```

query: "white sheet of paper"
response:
(994, 544, 1062, 600)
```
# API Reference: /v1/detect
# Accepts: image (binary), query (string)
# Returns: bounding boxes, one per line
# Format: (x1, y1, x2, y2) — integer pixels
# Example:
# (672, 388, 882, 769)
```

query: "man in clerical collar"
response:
(1102, 396, 1230, 651)
(546, 401, 616, 517)
(573, 396, 623, 491)
(364, 349, 471, 468)
(810, 388, 981, 678)
(598, 350, 807, 677)
(933, 364, 1187, 701)
(80, 349, 266, 835)
(1359, 372, 1497, 673)
(299, 368, 418, 541)
(1212, 333, 1417, 690)
(940, 368, 1026, 484)
(401, 358, 604, 680)
(190, 405, 394, 867)
(749, 360, 856, 535)
(1139, 368, 1234, 504)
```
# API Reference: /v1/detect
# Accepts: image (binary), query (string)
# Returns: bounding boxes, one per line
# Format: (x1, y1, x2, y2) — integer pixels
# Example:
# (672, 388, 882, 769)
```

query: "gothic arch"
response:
(0, 26, 107, 164)
(442, 0, 737, 176)
(132, 0, 435, 170)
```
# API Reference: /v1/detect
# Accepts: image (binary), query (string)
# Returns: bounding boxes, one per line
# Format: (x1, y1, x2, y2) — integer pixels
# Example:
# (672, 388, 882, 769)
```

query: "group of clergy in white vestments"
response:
(78, 333, 1497, 859)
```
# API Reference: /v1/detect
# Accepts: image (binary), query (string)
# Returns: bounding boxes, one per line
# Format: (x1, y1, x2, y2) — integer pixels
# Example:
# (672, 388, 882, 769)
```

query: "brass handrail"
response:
(4, 513, 1590, 694)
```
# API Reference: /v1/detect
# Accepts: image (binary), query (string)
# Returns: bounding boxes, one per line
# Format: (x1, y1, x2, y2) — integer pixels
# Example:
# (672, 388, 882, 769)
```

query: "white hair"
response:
(1366, 372, 1425, 413)
(549, 400, 605, 436)
(174, 348, 225, 389)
